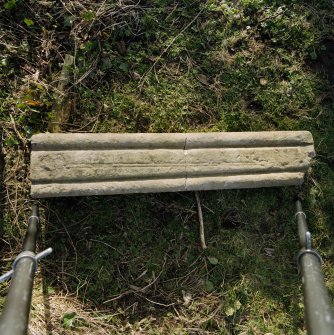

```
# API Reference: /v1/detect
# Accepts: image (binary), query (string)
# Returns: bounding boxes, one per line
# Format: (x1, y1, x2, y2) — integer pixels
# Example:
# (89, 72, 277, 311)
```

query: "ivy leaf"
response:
(207, 256, 219, 265)
(83, 11, 95, 21)
(64, 15, 75, 27)
(225, 306, 235, 316)
(23, 18, 34, 27)
(204, 280, 214, 292)
(119, 62, 129, 73)
(62, 312, 77, 329)
(101, 57, 112, 71)
(4, 0, 16, 10)
(84, 41, 96, 52)
(1, 58, 9, 67)
(23, 125, 33, 139)
(5, 135, 19, 147)
(235, 300, 242, 310)
(225, 301, 242, 317)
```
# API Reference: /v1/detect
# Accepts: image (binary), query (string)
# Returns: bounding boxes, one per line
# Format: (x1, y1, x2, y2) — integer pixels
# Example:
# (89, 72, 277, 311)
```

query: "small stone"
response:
(198, 74, 209, 85)
(260, 78, 268, 86)
(182, 290, 192, 305)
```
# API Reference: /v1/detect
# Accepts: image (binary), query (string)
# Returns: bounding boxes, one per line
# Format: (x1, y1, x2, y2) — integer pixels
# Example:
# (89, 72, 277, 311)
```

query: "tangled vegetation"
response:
(1, 0, 334, 334)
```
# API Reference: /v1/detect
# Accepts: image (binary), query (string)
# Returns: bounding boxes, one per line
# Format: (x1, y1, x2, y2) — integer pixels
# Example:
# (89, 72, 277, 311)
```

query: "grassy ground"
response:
(1, 0, 334, 334)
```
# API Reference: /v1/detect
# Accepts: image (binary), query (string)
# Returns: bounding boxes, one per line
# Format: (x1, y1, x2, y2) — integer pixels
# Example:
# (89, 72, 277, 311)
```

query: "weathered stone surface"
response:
(185, 172, 304, 191)
(30, 131, 315, 198)
(31, 172, 305, 198)
(31, 133, 186, 150)
(31, 131, 314, 150)
(185, 131, 314, 148)
(31, 149, 186, 182)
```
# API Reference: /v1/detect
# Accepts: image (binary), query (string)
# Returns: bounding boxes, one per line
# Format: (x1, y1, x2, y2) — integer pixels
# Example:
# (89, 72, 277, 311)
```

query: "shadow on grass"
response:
(41, 188, 304, 333)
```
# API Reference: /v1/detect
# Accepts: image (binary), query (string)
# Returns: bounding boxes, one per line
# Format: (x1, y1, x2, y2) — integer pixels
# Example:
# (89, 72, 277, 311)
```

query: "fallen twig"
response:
(49, 54, 75, 132)
(195, 191, 207, 249)
(9, 114, 27, 148)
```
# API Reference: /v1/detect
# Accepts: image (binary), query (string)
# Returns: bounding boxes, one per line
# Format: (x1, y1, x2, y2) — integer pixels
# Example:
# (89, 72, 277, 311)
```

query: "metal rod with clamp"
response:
(295, 200, 334, 335)
(0, 205, 52, 335)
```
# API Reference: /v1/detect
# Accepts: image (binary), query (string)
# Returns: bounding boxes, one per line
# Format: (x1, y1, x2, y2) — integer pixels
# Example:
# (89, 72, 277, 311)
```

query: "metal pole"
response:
(295, 200, 334, 335)
(0, 206, 39, 335)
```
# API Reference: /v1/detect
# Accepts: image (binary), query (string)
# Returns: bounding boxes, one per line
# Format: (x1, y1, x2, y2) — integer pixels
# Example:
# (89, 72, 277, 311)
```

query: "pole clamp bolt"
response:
(297, 231, 323, 271)
(0, 247, 53, 283)
(295, 211, 307, 219)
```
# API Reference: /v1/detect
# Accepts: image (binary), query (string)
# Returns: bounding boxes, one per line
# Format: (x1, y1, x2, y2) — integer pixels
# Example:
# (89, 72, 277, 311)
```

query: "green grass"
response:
(44, 189, 305, 333)
(1, 0, 334, 333)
